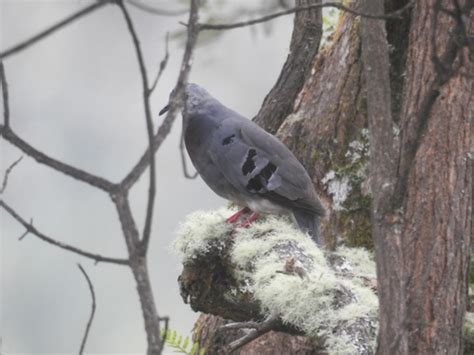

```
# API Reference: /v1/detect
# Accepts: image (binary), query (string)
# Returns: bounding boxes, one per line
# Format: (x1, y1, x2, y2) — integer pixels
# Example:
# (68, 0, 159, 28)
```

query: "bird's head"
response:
(159, 83, 213, 116)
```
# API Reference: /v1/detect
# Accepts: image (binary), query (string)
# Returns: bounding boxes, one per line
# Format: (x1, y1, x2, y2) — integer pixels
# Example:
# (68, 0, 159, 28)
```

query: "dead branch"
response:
(149, 33, 170, 95)
(0, 61, 10, 127)
(0, 200, 129, 265)
(0, 126, 116, 192)
(194, 1, 414, 31)
(117, 1, 157, 255)
(120, 0, 201, 191)
(0, 0, 112, 59)
(77, 264, 97, 355)
(0, 155, 23, 194)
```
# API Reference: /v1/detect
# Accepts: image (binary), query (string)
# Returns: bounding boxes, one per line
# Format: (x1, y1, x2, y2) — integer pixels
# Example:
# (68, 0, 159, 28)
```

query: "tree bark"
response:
(394, 1, 473, 352)
(254, 0, 322, 134)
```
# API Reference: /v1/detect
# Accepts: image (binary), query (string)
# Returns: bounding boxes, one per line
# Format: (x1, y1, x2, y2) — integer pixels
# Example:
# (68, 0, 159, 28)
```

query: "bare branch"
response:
(120, 0, 201, 192)
(195, 1, 414, 31)
(0, 61, 10, 127)
(225, 316, 281, 353)
(117, 1, 157, 255)
(0, 1, 111, 59)
(0, 155, 23, 194)
(149, 33, 170, 95)
(0, 126, 116, 193)
(77, 264, 96, 355)
(0, 200, 129, 265)
(179, 129, 198, 179)
(126, 0, 188, 17)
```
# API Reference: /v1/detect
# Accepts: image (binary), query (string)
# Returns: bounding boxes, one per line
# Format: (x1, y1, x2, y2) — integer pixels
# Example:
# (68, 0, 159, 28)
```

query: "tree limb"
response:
(149, 33, 170, 95)
(117, 1, 157, 255)
(195, 1, 414, 31)
(0, 0, 112, 59)
(0, 61, 10, 127)
(0, 125, 117, 193)
(77, 263, 97, 355)
(120, 0, 201, 191)
(0, 155, 23, 194)
(0, 200, 129, 265)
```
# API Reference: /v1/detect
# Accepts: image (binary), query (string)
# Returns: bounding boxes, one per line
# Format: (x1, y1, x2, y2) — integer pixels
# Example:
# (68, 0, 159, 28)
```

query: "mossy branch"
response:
(174, 208, 378, 354)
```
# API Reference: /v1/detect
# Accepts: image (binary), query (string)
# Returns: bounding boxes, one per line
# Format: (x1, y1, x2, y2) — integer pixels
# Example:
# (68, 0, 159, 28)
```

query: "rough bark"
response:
(360, 1, 406, 354)
(277, 9, 369, 249)
(395, 1, 473, 352)
(253, 0, 322, 134)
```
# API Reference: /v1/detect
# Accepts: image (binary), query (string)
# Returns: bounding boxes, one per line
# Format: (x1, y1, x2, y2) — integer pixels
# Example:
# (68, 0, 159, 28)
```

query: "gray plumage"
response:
(163, 83, 325, 245)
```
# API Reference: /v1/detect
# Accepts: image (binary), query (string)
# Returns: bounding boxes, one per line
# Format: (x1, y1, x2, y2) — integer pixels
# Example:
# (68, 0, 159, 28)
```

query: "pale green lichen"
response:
(173, 207, 233, 259)
(174, 208, 378, 354)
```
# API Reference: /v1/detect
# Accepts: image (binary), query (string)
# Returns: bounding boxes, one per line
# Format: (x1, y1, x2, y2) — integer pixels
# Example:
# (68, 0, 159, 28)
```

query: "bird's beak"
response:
(159, 104, 170, 116)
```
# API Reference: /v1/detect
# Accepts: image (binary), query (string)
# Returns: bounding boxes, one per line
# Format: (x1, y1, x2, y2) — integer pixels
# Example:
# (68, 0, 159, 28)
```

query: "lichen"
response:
(174, 208, 378, 354)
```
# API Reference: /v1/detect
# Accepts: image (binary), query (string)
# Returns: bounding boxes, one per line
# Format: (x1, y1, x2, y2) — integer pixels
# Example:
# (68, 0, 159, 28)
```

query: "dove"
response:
(160, 84, 325, 245)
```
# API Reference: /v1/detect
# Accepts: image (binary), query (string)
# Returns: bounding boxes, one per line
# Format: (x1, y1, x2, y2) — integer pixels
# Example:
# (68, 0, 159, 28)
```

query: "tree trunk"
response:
(394, 1, 473, 353)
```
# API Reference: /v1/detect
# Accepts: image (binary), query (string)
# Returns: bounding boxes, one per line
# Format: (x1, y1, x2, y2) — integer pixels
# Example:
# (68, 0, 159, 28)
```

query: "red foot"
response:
(226, 207, 251, 224)
(238, 212, 259, 228)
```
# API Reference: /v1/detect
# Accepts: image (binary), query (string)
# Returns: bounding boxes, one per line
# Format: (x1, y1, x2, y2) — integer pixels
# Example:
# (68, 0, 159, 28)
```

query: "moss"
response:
(175, 208, 378, 354)
(465, 313, 474, 354)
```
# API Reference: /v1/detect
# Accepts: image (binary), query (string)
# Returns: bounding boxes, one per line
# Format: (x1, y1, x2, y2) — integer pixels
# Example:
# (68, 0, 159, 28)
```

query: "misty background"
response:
(0, 0, 293, 353)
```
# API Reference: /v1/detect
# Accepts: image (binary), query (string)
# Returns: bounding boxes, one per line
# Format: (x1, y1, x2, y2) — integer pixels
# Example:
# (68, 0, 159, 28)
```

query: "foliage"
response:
(161, 328, 206, 355)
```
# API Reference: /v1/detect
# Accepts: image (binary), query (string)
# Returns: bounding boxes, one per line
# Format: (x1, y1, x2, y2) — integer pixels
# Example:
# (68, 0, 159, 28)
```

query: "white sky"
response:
(0, 0, 292, 353)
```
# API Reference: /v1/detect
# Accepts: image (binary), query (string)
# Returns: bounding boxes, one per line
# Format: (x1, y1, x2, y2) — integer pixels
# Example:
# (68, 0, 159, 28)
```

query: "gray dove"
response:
(160, 84, 325, 245)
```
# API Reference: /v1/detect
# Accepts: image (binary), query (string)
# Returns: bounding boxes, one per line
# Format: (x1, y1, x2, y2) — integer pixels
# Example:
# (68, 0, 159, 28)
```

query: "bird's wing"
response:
(208, 117, 325, 216)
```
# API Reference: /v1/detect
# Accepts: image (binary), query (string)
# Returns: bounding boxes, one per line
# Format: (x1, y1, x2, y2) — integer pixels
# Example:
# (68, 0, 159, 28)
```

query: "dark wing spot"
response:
(246, 162, 277, 193)
(242, 149, 257, 176)
(260, 162, 277, 181)
(222, 134, 235, 145)
(247, 176, 263, 192)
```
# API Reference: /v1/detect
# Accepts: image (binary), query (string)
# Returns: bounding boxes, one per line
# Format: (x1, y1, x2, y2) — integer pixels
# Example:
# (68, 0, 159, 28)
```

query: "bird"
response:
(159, 83, 326, 245)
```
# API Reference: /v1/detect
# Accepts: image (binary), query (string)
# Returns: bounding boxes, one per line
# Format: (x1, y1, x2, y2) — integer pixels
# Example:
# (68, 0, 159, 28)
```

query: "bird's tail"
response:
(293, 210, 322, 246)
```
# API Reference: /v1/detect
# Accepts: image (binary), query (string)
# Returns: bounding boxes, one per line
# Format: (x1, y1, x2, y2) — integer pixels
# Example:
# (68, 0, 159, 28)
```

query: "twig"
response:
(0, 1, 111, 59)
(18, 219, 32, 241)
(77, 264, 96, 355)
(126, 0, 188, 17)
(220, 320, 260, 330)
(194, 1, 414, 31)
(120, 0, 201, 191)
(149, 32, 170, 95)
(225, 316, 280, 353)
(0, 155, 23, 194)
(117, 1, 156, 255)
(0, 200, 129, 265)
(158, 316, 170, 353)
(0, 125, 116, 193)
(179, 129, 198, 179)
(0, 61, 10, 127)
